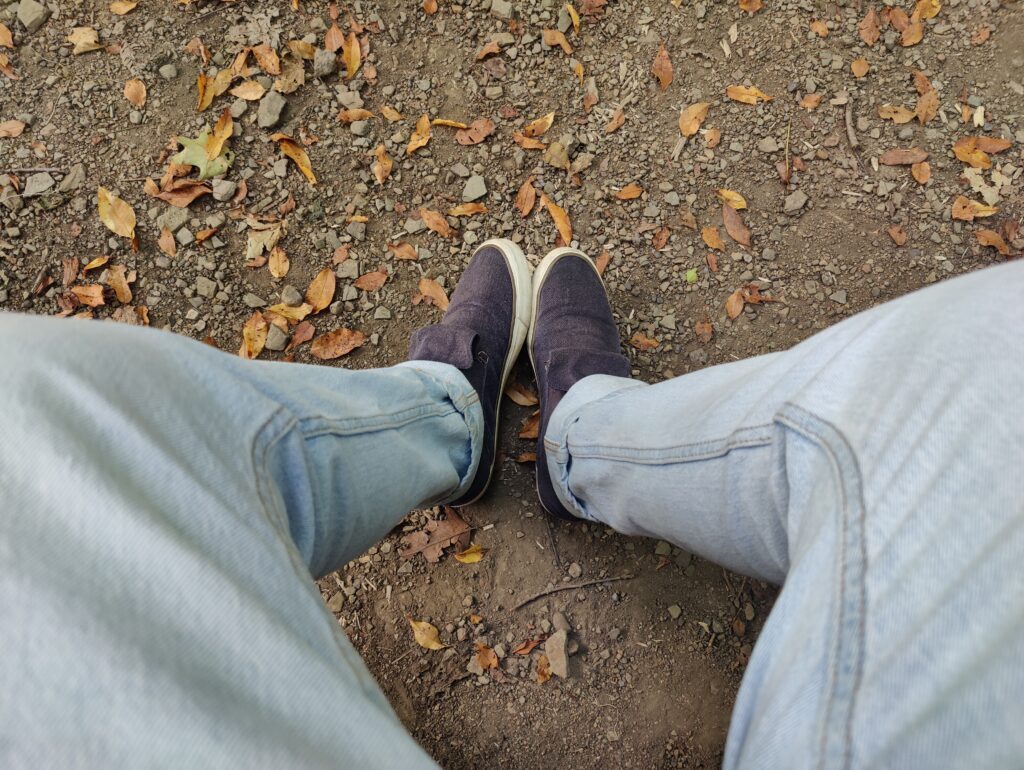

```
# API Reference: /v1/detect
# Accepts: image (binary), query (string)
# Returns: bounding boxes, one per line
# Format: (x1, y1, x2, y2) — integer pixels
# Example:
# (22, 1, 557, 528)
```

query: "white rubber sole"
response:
(452, 238, 533, 507)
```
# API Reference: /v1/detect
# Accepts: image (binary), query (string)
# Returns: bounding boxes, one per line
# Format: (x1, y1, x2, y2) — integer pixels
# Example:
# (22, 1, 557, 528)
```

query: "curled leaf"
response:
(239, 311, 269, 359)
(97, 187, 136, 239)
(407, 114, 432, 155)
(523, 111, 555, 138)
(409, 617, 446, 650)
(539, 192, 572, 245)
(455, 543, 488, 564)
(542, 28, 574, 55)
(417, 277, 449, 310)
(678, 102, 709, 137)
(629, 332, 659, 351)
(419, 207, 453, 238)
(372, 143, 393, 184)
(951, 195, 997, 222)
(270, 132, 317, 184)
(448, 203, 487, 217)
(516, 176, 537, 217)
(976, 229, 1010, 256)
(726, 85, 773, 104)
(652, 42, 672, 90)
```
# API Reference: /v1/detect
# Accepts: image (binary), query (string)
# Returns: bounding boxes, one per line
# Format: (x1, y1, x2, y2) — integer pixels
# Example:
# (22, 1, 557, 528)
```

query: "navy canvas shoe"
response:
(408, 239, 532, 506)
(529, 248, 631, 520)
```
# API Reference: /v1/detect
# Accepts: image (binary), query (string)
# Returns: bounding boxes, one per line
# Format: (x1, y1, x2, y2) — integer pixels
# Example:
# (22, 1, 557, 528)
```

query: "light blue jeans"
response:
(1, 262, 1022, 768)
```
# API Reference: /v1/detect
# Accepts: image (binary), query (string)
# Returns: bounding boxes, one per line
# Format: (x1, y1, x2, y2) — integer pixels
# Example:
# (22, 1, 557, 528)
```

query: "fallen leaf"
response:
(678, 102, 710, 137)
(615, 183, 643, 200)
(423, 0, 438, 14)
(702, 226, 725, 251)
(911, 161, 931, 184)
(97, 187, 136, 239)
(455, 118, 496, 145)
(380, 106, 403, 122)
(286, 321, 315, 351)
(542, 28, 574, 55)
(476, 39, 502, 60)
(851, 58, 870, 78)
(448, 203, 487, 216)
(372, 143, 392, 184)
(915, 88, 939, 124)
(245, 216, 285, 260)
(341, 31, 361, 79)
(694, 320, 713, 343)
(629, 332, 659, 351)
(206, 108, 233, 161)
(0, 52, 18, 80)
(539, 192, 572, 245)
(799, 93, 824, 111)
(704, 127, 722, 147)
(270, 132, 316, 185)
(514, 638, 543, 655)
(325, 22, 344, 53)
(976, 136, 1013, 154)
(68, 27, 102, 55)
(859, 8, 881, 46)
(72, 284, 106, 308)
(652, 227, 670, 250)
(269, 246, 290, 279)
(418, 277, 449, 310)
(604, 107, 625, 134)
(971, 25, 991, 45)
(455, 544, 488, 564)
(231, 80, 266, 100)
(739, 0, 762, 12)
(354, 269, 389, 292)
(0, 23, 13, 49)
(523, 111, 555, 138)
(158, 226, 177, 257)
(810, 20, 829, 37)
(252, 43, 281, 75)
(902, 13, 924, 46)
(952, 136, 991, 169)
(408, 618, 446, 650)
(725, 289, 745, 319)
(388, 242, 418, 260)
(407, 113, 432, 155)
(0, 119, 25, 138)
(266, 303, 312, 324)
(566, 3, 581, 33)
(596, 250, 611, 275)
(106, 264, 133, 304)
(716, 189, 746, 210)
(504, 380, 539, 406)
(337, 108, 375, 123)
(951, 195, 997, 222)
(582, 76, 598, 112)
(239, 311, 268, 359)
(123, 78, 146, 108)
(652, 42, 672, 91)
(432, 118, 469, 129)
(536, 654, 552, 684)
(915, 0, 941, 20)
(519, 412, 540, 439)
(887, 225, 908, 246)
(287, 40, 317, 60)
(879, 147, 928, 165)
(311, 328, 366, 359)
(722, 204, 751, 248)
(306, 267, 336, 313)
(976, 229, 1010, 256)
(419, 207, 453, 238)
(83, 255, 110, 273)
(516, 177, 537, 217)
(172, 127, 234, 180)
(512, 132, 547, 150)
(726, 85, 773, 104)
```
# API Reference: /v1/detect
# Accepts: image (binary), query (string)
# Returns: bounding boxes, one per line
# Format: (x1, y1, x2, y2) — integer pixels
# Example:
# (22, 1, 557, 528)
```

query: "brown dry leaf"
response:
(952, 136, 991, 169)
(72, 284, 106, 308)
(726, 85, 773, 105)
(337, 108, 375, 123)
(83, 255, 110, 273)
(354, 269, 389, 292)
(285, 321, 315, 351)
(629, 332, 659, 351)
(915, 89, 939, 124)
(252, 43, 281, 75)
(539, 192, 572, 245)
(739, 0, 763, 12)
(519, 412, 540, 439)
(566, 2, 581, 33)
(702, 226, 725, 251)
(305, 267, 336, 313)
(859, 8, 881, 46)
(266, 303, 312, 324)
(148, 179, 212, 209)
(678, 102, 710, 137)
(916, 0, 941, 19)
(270, 132, 317, 185)
(523, 111, 555, 138)
(287, 40, 317, 60)
(722, 204, 751, 248)
(716, 189, 747, 210)
(423, 0, 439, 14)
(0, 23, 13, 49)
(0, 52, 18, 80)
(694, 320, 713, 343)
(887, 225, 908, 246)
(419, 207, 453, 238)
(704, 127, 722, 148)
(911, 161, 931, 184)
(68, 27, 102, 55)
(311, 328, 366, 360)
(372, 143, 392, 184)
(381, 105, 403, 122)
(604, 107, 625, 134)
(407, 113, 432, 155)
(504, 380, 539, 406)
(725, 289, 745, 319)
(652, 42, 673, 91)
(388, 242, 418, 260)
(97, 187, 136, 239)
(206, 108, 233, 160)
(342, 31, 361, 80)
(476, 39, 502, 60)
(408, 618, 446, 650)
(542, 28, 574, 55)
(324, 22, 344, 53)
(514, 638, 543, 655)
(516, 176, 537, 217)
(448, 203, 487, 216)
(106, 264, 133, 304)
(536, 654, 552, 684)
(652, 227, 670, 250)
(902, 13, 924, 46)
(268, 246, 290, 279)
(800, 93, 824, 110)
(123, 78, 146, 108)
(810, 20, 829, 37)
(615, 183, 643, 200)
(231, 80, 266, 100)
(851, 58, 870, 78)
(456, 544, 488, 565)
(418, 277, 449, 310)
(455, 118, 496, 146)
(239, 311, 268, 359)
(511, 132, 546, 151)
(976, 136, 1013, 154)
(0, 119, 25, 138)
(951, 195, 997, 222)
(432, 118, 469, 129)
(911, 69, 932, 95)
(197, 68, 233, 111)
(596, 250, 611, 276)
(879, 147, 928, 165)
(878, 104, 916, 124)
(971, 25, 991, 45)
(976, 229, 1010, 256)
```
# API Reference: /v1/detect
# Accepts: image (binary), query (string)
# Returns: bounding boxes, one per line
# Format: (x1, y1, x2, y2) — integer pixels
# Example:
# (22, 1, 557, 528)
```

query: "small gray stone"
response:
(404, 217, 426, 235)
(265, 324, 289, 351)
(784, 189, 808, 214)
(654, 540, 672, 556)
(176, 228, 195, 246)
(17, 0, 50, 34)
(229, 98, 248, 119)
(668, 604, 682, 620)
(336, 260, 359, 280)
(342, 285, 358, 301)
(552, 612, 572, 633)
(242, 293, 266, 308)
(349, 120, 370, 137)
(373, 306, 392, 320)
(257, 91, 287, 129)
(59, 164, 86, 193)
(829, 290, 848, 304)
(212, 179, 237, 202)
(22, 172, 54, 197)
(567, 562, 582, 579)
(346, 221, 366, 241)
(281, 285, 303, 307)
(157, 206, 190, 234)
(462, 174, 487, 202)
(195, 276, 216, 298)
(757, 137, 780, 153)
(545, 630, 569, 678)
(313, 48, 337, 79)
(158, 63, 178, 81)
(664, 191, 680, 206)
(491, 0, 513, 18)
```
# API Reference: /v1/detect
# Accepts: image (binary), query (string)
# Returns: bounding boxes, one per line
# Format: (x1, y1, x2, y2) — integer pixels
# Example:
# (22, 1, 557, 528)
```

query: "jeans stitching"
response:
(777, 404, 868, 770)
(298, 402, 467, 438)
(545, 421, 776, 462)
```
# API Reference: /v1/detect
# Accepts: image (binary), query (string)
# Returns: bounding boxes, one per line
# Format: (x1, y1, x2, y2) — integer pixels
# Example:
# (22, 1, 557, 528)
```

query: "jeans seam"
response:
(777, 404, 868, 770)
(545, 421, 776, 462)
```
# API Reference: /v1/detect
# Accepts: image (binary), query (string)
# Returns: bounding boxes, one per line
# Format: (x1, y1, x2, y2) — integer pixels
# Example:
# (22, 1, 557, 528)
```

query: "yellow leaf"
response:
(206, 108, 233, 160)
(268, 246, 290, 279)
(431, 118, 469, 129)
(716, 189, 747, 209)
(408, 617, 446, 650)
(123, 78, 146, 108)
(915, 0, 941, 19)
(448, 202, 487, 216)
(419, 207, 453, 238)
(701, 226, 725, 251)
(952, 136, 992, 169)
(523, 111, 555, 138)
(287, 40, 317, 60)
(536, 654, 552, 683)
(266, 303, 313, 323)
(739, 0, 762, 13)
(230, 80, 266, 100)
(615, 183, 643, 200)
(305, 267, 336, 313)
(678, 102, 709, 137)
(454, 543, 488, 564)
(851, 58, 870, 78)
(539, 192, 572, 245)
(105, 264, 133, 304)
(902, 13, 924, 46)
(407, 114, 432, 154)
(800, 93, 823, 110)
(67, 27, 102, 55)
(810, 20, 829, 37)
(878, 104, 915, 124)
(110, 0, 138, 14)
(338, 108, 375, 123)
(270, 132, 316, 185)
(542, 28, 573, 55)
(372, 143, 392, 184)
(381, 105, 404, 122)
(726, 85, 773, 104)
(951, 195, 997, 221)
(239, 311, 268, 359)
(342, 31, 361, 80)
(198, 68, 233, 112)
(97, 187, 136, 239)
(565, 3, 580, 34)
(157, 226, 176, 257)
(0, 23, 13, 49)
(83, 255, 110, 272)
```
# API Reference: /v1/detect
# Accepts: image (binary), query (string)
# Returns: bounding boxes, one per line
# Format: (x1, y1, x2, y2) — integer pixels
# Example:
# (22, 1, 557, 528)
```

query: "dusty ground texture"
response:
(2, 0, 1022, 766)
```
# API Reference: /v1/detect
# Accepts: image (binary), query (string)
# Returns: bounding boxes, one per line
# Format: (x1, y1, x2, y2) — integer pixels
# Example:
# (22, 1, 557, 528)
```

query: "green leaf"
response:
(685, 268, 698, 284)
(172, 129, 234, 181)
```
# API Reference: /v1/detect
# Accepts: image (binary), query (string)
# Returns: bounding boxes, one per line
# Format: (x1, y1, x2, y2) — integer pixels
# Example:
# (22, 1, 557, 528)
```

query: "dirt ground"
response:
(1, 0, 1021, 766)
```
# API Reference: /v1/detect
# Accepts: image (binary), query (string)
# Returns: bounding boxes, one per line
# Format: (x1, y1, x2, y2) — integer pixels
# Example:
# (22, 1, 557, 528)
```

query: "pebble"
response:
(336, 260, 359, 279)
(17, 0, 50, 34)
(350, 120, 370, 137)
(552, 611, 572, 633)
(757, 137, 780, 153)
(544, 630, 570, 678)
(281, 285, 303, 306)
(195, 277, 216, 298)
(373, 306, 391, 320)
(567, 562, 582, 579)
(242, 293, 266, 308)
(491, 0, 513, 18)
(158, 63, 178, 80)
(265, 324, 289, 351)
(313, 48, 337, 79)
(346, 221, 366, 241)
(784, 190, 808, 214)
(58, 163, 86, 193)
(829, 290, 848, 304)
(212, 179, 237, 202)
(668, 604, 682, 620)
(462, 174, 487, 202)
(157, 206, 190, 234)
(22, 172, 54, 198)
(257, 91, 287, 129)
(654, 540, 672, 556)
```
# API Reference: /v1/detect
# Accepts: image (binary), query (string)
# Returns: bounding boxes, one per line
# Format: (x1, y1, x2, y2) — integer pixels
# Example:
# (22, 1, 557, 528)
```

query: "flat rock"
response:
(313, 48, 337, 79)
(545, 630, 570, 678)
(784, 189, 808, 214)
(212, 179, 237, 202)
(22, 172, 54, 197)
(17, 0, 50, 34)
(257, 91, 287, 129)
(157, 206, 190, 233)
(265, 324, 289, 351)
(462, 174, 487, 202)
(242, 293, 266, 308)
(491, 0, 513, 18)
(59, 164, 86, 193)
(280, 285, 303, 307)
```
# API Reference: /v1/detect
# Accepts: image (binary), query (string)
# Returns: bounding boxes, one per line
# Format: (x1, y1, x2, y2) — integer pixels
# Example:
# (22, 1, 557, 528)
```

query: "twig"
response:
(512, 574, 636, 611)
(543, 513, 562, 569)
(844, 100, 859, 150)
(41, 84, 68, 130)
(783, 113, 792, 184)
(4, 167, 63, 174)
